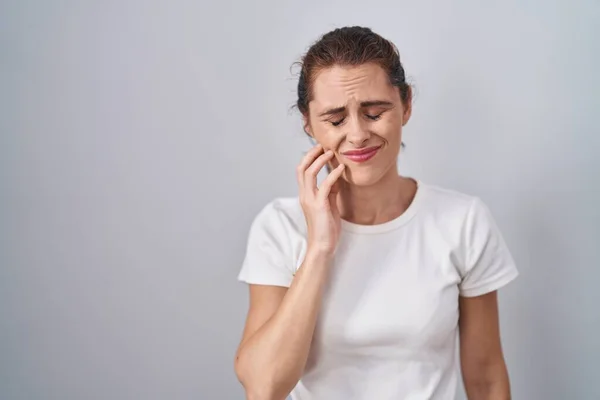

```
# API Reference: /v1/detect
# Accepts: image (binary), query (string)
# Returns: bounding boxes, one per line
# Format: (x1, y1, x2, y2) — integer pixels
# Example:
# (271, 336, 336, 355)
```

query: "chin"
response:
(343, 167, 387, 187)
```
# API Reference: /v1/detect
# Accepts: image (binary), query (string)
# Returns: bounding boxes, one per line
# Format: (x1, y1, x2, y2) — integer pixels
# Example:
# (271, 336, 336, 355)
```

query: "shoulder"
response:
(416, 181, 481, 223)
(255, 197, 304, 225)
(250, 197, 305, 233)
(238, 197, 307, 287)
(415, 181, 500, 248)
(417, 181, 518, 294)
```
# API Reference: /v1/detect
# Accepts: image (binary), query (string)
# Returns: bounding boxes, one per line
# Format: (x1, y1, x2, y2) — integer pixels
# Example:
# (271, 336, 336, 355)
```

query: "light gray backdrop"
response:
(1, 0, 599, 399)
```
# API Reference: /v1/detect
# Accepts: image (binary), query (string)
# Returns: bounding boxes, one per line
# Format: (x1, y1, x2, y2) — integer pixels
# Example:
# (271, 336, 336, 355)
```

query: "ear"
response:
(401, 87, 413, 126)
(402, 103, 412, 126)
(303, 115, 314, 138)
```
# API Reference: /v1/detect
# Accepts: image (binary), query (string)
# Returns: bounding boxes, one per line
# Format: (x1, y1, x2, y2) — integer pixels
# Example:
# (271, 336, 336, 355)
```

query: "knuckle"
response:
(304, 169, 315, 177)
(300, 194, 311, 204)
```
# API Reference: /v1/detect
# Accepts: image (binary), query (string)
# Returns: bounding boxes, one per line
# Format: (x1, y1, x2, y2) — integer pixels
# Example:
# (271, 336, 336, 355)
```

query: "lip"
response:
(341, 145, 381, 163)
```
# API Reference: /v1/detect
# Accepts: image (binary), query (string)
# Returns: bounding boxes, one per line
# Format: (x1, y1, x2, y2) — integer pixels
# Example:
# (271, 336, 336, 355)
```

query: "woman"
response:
(234, 26, 518, 400)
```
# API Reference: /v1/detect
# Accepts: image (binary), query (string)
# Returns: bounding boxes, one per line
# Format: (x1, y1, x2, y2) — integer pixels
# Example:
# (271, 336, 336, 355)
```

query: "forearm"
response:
(236, 249, 331, 399)
(463, 363, 511, 400)
(459, 292, 512, 400)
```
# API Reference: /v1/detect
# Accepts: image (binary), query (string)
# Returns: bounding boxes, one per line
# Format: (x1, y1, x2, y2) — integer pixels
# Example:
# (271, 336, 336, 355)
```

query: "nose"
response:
(346, 116, 370, 147)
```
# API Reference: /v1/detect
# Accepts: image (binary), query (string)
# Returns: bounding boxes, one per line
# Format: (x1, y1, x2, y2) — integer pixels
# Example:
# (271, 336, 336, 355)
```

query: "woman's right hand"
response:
(297, 144, 346, 256)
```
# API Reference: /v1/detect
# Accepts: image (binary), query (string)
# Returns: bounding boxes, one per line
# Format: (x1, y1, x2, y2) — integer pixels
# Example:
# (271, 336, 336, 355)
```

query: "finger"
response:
(317, 164, 345, 201)
(329, 189, 340, 220)
(305, 150, 334, 193)
(329, 178, 341, 195)
(296, 144, 323, 189)
(326, 156, 340, 171)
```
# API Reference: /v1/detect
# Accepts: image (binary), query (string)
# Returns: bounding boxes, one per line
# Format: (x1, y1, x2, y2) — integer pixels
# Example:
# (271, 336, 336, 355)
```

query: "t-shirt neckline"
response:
(340, 178, 423, 235)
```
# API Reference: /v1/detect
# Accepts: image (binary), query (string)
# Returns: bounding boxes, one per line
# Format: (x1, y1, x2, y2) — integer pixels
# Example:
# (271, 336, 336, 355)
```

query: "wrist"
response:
(305, 246, 335, 263)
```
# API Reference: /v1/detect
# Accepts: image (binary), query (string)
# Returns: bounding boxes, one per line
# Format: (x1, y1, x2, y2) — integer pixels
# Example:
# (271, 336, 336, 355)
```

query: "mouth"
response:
(341, 145, 382, 163)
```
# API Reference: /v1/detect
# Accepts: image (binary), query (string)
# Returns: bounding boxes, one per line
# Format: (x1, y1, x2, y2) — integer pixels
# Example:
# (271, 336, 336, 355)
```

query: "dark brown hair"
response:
(296, 26, 412, 116)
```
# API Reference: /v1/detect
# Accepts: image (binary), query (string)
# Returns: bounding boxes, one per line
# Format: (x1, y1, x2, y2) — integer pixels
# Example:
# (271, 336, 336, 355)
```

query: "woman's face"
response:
(305, 63, 411, 187)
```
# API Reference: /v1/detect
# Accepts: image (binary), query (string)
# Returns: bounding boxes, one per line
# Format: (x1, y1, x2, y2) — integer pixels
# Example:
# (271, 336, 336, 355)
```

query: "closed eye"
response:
(330, 112, 383, 126)
(366, 113, 383, 121)
(331, 118, 345, 127)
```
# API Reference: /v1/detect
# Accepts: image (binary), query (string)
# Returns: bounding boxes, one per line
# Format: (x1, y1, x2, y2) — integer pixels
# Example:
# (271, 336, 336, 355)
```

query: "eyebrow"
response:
(318, 100, 394, 117)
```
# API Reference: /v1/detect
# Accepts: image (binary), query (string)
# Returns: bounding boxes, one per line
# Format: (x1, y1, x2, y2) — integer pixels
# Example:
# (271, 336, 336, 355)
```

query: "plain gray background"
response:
(1, 0, 599, 399)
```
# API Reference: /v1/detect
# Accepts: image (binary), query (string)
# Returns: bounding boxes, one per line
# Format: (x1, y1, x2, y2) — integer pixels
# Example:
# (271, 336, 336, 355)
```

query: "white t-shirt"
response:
(237, 180, 518, 400)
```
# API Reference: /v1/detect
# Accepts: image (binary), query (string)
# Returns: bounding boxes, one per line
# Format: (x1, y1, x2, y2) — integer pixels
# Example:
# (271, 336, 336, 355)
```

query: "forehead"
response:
(310, 63, 398, 109)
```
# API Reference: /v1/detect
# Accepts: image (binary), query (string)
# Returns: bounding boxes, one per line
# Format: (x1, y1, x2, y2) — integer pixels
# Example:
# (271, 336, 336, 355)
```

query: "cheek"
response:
(379, 119, 403, 142)
(314, 128, 344, 150)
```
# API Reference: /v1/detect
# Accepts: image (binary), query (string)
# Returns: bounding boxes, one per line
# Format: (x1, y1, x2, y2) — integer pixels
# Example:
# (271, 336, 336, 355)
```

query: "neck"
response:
(337, 166, 416, 226)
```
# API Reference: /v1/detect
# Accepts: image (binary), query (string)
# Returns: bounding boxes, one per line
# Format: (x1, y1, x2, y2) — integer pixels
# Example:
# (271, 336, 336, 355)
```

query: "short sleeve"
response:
(237, 202, 296, 287)
(458, 197, 519, 297)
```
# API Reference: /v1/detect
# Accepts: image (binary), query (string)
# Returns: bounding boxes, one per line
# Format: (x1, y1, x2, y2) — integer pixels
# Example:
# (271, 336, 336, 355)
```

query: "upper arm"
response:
(458, 197, 518, 297)
(235, 202, 297, 365)
(459, 291, 508, 385)
(456, 197, 516, 396)
(237, 202, 297, 288)
(237, 284, 287, 353)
